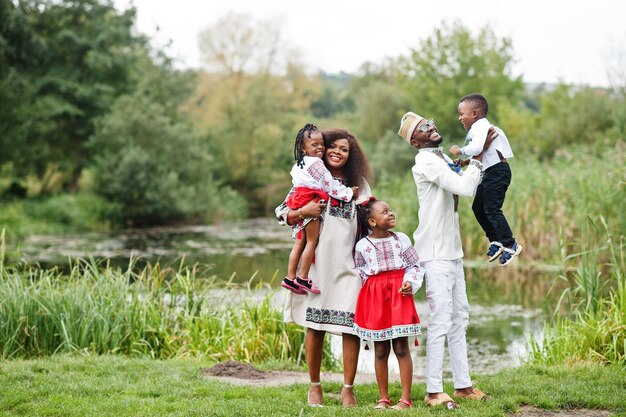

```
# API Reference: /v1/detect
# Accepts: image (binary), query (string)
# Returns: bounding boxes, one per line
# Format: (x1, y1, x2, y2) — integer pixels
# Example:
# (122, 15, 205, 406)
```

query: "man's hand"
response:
(453, 158, 470, 167)
(474, 126, 499, 161)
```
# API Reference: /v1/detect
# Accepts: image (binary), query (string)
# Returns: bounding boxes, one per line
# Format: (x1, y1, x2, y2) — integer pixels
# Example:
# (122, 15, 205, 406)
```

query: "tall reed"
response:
(0, 245, 337, 368)
(528, 217, 625, 365)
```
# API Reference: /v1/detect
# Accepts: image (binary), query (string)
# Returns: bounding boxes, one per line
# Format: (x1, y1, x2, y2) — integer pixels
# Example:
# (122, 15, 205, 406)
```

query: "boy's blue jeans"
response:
(472, 162, 515, 247)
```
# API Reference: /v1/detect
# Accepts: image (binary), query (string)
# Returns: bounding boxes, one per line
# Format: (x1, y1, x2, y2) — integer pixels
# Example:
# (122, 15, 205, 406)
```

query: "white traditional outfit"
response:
(399, 112, 484, 394)
(286, 156, 354, 238)
(352, 231, 423, 342)
(276, 179, 371, 334)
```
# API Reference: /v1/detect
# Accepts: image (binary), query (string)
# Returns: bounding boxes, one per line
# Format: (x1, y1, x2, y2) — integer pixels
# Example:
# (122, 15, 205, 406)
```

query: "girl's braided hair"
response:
(354, 196, 378, 250)
(294, 123, 319, 168)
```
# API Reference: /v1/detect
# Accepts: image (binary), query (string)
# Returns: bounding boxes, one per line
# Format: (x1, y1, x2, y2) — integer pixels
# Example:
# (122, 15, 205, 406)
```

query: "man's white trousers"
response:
(423, 259, 472, 393)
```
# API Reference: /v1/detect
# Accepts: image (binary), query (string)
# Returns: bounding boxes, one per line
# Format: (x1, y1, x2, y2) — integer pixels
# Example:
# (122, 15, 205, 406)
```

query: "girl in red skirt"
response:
(353, 197, 424, 410)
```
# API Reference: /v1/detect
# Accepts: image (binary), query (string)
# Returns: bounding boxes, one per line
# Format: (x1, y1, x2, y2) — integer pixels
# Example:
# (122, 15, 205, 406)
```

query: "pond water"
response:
(18, 218, 559, 375)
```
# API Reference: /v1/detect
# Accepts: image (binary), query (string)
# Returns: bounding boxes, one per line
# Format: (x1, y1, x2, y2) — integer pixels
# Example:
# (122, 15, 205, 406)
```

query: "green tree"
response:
(399, 21, 524, 143)
(89, 93, 223, 226)
(0, 0, 146, 193)
(533, 85, 615, 157)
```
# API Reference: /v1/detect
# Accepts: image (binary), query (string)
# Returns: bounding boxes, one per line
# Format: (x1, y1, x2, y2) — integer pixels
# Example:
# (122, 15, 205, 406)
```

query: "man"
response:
(398, 112, 491, 408)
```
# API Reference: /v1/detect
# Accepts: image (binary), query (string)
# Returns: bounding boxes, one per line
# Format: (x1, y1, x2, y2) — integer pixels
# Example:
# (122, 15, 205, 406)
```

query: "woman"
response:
(275, 127, 372, 407)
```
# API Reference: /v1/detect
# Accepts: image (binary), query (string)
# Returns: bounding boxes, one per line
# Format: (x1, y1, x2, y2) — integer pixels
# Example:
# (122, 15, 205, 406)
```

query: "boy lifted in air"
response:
(449, 93, 522, 266)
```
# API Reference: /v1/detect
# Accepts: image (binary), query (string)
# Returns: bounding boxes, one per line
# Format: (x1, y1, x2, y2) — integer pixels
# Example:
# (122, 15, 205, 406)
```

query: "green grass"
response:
(0, 355, 624, 416)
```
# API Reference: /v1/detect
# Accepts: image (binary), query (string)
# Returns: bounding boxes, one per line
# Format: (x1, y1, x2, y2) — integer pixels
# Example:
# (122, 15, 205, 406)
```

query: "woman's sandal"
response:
(374, 398, 391, 410)
(390, 398, 413, 410)
(308, 381, 323, 407)
(340, 383, 357, 407)
(453, 387, 488, 401)
(425, 393, 459, 409)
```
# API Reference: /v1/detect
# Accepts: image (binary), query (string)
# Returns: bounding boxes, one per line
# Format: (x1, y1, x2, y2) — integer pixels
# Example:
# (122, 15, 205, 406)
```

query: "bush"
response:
(89, 94, 227, 226)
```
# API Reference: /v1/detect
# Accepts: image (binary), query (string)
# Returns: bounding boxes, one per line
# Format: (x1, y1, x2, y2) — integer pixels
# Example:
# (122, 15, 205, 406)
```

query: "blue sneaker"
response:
(498, 242, 523, 267)
(487, 242, 503, 262)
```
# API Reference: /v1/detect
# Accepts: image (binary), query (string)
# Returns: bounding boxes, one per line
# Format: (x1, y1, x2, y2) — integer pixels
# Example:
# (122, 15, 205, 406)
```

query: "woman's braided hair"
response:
(294, 123, 319, 168)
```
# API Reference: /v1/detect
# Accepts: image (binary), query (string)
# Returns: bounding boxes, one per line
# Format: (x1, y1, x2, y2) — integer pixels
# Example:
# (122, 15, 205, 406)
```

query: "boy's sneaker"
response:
(487, 242, 503, 262)
(296, 277, 321, 294)
(498, 242, 523, 267)
(281, 277, 306, 295)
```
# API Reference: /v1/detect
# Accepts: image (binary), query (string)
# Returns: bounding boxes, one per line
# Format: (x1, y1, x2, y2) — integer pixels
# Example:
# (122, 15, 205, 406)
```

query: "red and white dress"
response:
(353, 231, 424, 341)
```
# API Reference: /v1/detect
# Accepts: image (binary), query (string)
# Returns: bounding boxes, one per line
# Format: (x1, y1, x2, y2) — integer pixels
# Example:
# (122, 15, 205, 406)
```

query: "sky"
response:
(113, 0, 626, 88)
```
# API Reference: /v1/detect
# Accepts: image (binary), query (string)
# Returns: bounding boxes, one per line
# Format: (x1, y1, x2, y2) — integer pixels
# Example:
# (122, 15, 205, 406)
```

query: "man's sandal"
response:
(454, 387, 488, 401)
(425, 393, 459, 409)
(374, 398, 391, 410)
(390, 398, 412, 410)
(308, 381, 323, 407)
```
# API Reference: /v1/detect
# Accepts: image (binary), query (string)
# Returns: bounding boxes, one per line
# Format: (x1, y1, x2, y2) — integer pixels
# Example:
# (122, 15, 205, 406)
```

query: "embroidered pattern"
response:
(306, 307, 354, 327)
(374, 239, 398, 270)
(353, 323, 422, 341)
(402, 246, 420, 268)
(307, 159, 326, 182)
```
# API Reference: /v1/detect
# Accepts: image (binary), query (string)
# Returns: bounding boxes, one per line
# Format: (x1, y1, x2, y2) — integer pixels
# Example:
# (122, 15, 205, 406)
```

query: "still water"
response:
(20, 218, 555, 375)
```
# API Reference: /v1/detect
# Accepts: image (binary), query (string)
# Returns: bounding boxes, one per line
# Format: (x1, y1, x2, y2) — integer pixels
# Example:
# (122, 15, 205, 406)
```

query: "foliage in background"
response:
(399, 21, 524, 144)
(1, 3, 625, 234)
(0, 0, 146, 192)
(89, 93, 232, 226)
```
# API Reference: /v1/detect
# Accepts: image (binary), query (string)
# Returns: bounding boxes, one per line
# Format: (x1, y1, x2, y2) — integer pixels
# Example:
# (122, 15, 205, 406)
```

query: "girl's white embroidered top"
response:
(354, 232, 424, 294)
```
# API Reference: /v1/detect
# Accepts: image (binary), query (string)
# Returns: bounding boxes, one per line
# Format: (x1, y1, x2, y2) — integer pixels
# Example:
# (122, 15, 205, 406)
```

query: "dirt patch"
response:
(201, 360, 378, 387)
(514, 406, 611, 417)
(202, 360, 266, 380)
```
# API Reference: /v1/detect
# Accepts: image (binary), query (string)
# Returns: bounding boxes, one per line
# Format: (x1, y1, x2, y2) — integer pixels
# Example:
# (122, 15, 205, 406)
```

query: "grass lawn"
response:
(0, 355, 624, 416)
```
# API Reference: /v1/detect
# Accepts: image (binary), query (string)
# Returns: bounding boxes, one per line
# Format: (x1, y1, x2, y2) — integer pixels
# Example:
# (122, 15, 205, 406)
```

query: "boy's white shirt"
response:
(289, 155, 353, 202)
(354, 232, 424, 293)
(461, 118, 514, 171)
(411, 148, 483, 262)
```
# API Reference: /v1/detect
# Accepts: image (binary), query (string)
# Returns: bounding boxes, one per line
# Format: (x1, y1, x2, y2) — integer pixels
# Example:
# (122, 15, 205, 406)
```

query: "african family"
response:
(275, 93, 521, 410)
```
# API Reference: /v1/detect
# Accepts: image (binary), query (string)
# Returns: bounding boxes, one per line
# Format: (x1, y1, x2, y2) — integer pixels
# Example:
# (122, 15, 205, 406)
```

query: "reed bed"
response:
(528, 218, 625, 365)
(0, 233, 336, 367)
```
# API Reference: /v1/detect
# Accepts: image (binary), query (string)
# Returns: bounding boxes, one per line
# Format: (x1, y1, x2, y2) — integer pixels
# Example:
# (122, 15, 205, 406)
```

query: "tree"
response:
(89, 93, 221, 226)
(0, 0, 147, 193)
(399, 21, 524, 143)
(189, 13, 322, 215)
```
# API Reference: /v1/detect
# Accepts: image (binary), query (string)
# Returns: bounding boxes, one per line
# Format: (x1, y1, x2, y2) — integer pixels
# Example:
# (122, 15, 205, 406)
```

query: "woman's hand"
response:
(449, 145, 462, 156)
(300, 199, 327, 218)
(351, 186, 359, 199)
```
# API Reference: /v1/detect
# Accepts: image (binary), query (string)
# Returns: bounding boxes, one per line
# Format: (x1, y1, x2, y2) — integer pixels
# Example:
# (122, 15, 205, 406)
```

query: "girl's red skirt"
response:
(353, 269, 421, 341)
(286, 187, 330, 209)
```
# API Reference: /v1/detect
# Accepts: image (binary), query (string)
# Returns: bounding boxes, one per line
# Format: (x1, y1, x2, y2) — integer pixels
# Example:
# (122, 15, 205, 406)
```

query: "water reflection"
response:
(16, 218, 557, 374)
